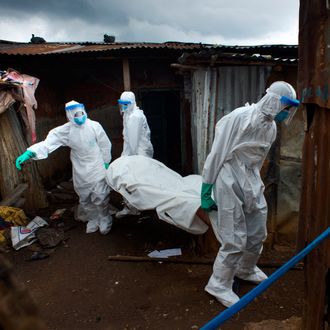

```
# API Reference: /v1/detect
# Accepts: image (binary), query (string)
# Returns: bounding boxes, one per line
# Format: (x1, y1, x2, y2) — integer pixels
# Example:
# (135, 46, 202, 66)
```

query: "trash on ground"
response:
(0, 206, 28, 244)
(11, 216, 48, 250)
(49, 208, 67, 220)
(35, 227, 65, 248)
(27, 250, 50, 261)
(147, 248, 182, 258)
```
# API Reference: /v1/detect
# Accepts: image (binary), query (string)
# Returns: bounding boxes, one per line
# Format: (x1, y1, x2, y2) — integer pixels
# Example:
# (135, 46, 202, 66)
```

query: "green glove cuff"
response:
(26, 150, 36, 158)
(201, 183, 217, 212)
(201, 183, 213, 199)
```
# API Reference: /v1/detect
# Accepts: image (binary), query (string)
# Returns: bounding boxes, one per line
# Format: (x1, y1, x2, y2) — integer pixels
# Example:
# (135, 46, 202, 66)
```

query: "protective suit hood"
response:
(65, 100, 88, 126)
(256, 81, 298, 119)
(118, 91, 136, 114)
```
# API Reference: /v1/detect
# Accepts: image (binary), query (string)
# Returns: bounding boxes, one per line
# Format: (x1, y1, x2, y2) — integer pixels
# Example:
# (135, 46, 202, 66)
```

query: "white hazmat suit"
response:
(201, 81, 299, 307)
(19, 100, 113, 235)
(116, 91, 154, 218)
(119, 91, 153, 158)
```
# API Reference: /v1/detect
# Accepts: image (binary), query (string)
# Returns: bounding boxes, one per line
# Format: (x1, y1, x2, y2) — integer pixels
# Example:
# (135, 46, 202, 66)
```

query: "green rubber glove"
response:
(15, 150, 36, 171)
(104, 163, 110, 170)
(201, 182, 217, 212)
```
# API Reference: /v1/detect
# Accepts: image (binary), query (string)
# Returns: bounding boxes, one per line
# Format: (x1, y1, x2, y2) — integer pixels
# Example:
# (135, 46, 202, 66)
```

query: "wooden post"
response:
(0, 105, 48, 210)
(122, 58, 131, 91)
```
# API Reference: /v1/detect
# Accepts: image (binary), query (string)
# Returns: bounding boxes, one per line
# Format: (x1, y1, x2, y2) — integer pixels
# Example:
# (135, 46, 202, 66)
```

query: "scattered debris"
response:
(148, 248, 182, 258)
(0, 206, 28, 244)
(35, 227, 65, 248)
(11, 216, 48, 250)
(27, 250, 50, 261)
(49, 208, 67, 220)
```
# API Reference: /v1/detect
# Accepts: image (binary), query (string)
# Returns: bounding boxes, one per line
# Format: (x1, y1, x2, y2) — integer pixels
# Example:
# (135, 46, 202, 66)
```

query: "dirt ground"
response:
(3, 200, 304, 330)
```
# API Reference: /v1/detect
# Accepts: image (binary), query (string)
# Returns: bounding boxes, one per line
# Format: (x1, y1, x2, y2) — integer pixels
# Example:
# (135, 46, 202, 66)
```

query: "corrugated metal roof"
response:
(0, 40, 207, 56)
(178, 45, 298, 65)
(0, 40, 297, 57)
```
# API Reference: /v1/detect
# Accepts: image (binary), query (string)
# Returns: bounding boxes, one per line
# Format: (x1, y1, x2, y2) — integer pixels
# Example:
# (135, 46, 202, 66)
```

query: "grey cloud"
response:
(0, 0, 299, 44)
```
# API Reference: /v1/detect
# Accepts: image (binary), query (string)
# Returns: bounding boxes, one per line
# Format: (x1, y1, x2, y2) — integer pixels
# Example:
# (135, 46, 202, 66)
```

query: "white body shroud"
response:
(106, 155, 216, 235)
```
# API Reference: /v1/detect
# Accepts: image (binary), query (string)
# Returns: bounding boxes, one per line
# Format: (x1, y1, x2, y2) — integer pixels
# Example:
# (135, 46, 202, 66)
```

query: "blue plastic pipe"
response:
(200, 226, 330, 330)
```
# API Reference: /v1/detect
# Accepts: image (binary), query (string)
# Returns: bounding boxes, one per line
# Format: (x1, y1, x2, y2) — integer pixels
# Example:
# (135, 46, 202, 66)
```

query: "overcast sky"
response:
(0, 0, 299, 45)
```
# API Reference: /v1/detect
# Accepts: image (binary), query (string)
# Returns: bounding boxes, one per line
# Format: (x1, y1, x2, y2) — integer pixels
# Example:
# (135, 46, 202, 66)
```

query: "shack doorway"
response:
(139, 90, 182, 173)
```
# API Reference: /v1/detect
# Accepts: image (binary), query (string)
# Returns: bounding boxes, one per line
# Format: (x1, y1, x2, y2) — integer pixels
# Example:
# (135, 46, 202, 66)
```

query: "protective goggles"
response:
(65, 103, 85, 111)
(279, 95, 300, 125)
(118, 99, 132, 113)
(74, 110, 85, 117)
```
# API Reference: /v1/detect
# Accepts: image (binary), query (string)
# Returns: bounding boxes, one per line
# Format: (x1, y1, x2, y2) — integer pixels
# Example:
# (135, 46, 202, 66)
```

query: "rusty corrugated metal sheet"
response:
(298, 106, 330, 330)
(298, 1, 330, 109)
(297, 1, 330, 329)
(0, 41, 205, 56)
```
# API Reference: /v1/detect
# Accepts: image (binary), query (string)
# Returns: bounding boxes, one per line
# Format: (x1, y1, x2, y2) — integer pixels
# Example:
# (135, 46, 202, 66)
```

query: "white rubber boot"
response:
(99, 216, 113, 235)
(236, 252, 268, 284)
(86, 219, 99, 233)
(205, 264, 240, 307)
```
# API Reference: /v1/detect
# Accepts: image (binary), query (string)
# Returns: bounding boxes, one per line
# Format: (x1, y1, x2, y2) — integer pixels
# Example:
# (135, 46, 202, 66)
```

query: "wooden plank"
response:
(0, 183, 28, 206)
(108, 255, 304, 269)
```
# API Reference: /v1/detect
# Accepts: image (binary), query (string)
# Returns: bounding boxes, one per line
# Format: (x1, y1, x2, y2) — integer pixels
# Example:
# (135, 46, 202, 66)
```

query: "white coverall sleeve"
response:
(95, 122, 112, 163)
(202, 115, 240, 184)
(126, 115, 143, 154)
(257, 122, 277, 171)
(27, 124, 69, 160)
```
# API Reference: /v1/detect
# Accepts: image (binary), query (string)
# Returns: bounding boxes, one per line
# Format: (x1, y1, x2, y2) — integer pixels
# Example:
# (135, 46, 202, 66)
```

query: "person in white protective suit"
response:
(201, 81, 300, 307)
(15, 100, 113, 235)
(118, 91, 153, 158)
(116, 91, 154, 218)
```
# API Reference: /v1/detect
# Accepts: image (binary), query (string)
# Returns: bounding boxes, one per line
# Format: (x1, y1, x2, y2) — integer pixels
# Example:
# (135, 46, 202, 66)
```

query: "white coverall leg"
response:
(205, 164, 267, 307)
(78, 180, 112, 235)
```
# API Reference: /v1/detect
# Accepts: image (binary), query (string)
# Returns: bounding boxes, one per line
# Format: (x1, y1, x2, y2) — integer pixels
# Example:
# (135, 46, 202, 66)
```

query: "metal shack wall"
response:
(298, 107, 330, 330)
(190, 65, 271, 174)
(298, 0, 330, 328)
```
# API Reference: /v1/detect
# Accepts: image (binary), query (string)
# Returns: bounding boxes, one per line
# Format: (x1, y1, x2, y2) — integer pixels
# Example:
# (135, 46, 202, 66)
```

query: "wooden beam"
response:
(170, 63, 201, 70)
(122, 58, 131, 90)
(108, 255, 304, 269)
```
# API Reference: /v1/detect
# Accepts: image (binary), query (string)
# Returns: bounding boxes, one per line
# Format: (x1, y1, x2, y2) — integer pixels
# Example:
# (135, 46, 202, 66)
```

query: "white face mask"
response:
(65, 102, 88, 125)
(73, 111, 87, 125)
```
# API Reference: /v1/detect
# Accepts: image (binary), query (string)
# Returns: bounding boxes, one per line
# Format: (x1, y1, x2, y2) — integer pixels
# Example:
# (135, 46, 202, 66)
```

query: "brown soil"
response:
(3, 203, 304, 330)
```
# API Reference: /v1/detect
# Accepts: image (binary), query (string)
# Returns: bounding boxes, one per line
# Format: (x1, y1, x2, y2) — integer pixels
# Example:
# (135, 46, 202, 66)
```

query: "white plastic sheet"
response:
(106, 155, 210, 235)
